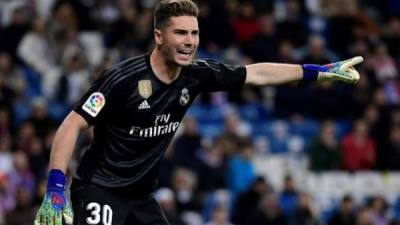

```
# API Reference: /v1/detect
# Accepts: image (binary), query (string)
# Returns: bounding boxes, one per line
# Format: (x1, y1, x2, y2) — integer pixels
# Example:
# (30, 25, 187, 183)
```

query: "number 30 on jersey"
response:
(86, 202, 113, 225)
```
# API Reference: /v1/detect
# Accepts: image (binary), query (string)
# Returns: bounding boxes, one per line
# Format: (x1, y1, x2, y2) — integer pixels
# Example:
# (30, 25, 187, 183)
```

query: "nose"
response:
(184, 34, 195, 46)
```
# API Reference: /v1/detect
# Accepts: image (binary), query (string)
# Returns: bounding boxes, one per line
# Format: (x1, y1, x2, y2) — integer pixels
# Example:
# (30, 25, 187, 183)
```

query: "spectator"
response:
(292, 192, 319, 225)
(0, 172, 14, 225)
(308, 120, 341, 171)
(26, 97, 56, 139)
(217, 113, 251, 156)
(244, 14, 278, 62)
(155, 187, 183, 225)
(0, 108, 11, 139)
(268, 120, 291, 153)
(329, 195, 356, 225)
(202, 189, 231, 223)
(341, 119, 376, 171)
(381, 126, 400, 170)
(279, 175, 300, 219)
(363, 105, 390, 170)
(171, 167, 202, 215)
(196, 140, 226, 192)
(0, 137, 14, 175)
(310, 80, 356, 119)
(369, 42, 398, 83)
(27, 136, 46, 181)
(0, 52, 25, 99)
(384, 17, 400, 61)
(0, 4, 30, 62)
(56, 52, 90, 106)
(326, 0, 360, 56)
(8, 151, 34, 197)
(356, 207, 374, 225)
(232, 1, 261, 45)
(206, 1, 235, 49)
(223, 113, 252, 139)
(14, 121, 35, 153)
(104, 0, 138, 48)
(276, 0, 309, 48)
(300, 35, 333, 65)
(17, 16, 57, 79)
(5, 186, 35, 225)
(0, 53, 19, 107)
(247, 193, 288, 225)
(232, 176, 271, 225)
(173, 117, 202, 170)
(276, 40, 296, 63)
(368, 195, 389, 225)
(226, 139, 256, 197)
(205, 206, 234, 225)
(159, 144, 176, 188)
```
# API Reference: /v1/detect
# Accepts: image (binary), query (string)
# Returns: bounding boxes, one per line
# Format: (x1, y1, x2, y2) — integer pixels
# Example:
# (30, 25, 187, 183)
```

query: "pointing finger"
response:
(341, 56, 364, 70)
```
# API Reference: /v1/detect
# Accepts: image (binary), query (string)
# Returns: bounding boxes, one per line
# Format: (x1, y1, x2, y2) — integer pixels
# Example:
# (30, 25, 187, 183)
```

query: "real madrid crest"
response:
(138, 80, 152, 99)
(180, 88, 190, 106)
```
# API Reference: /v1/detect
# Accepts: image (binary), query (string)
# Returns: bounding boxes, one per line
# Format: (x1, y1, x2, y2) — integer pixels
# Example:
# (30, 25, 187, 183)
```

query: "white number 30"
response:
(86, 202, 113, 225)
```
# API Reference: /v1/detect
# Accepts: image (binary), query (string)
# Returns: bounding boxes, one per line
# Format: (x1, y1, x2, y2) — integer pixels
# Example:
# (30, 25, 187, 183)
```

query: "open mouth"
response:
(177, 49, 193, 57)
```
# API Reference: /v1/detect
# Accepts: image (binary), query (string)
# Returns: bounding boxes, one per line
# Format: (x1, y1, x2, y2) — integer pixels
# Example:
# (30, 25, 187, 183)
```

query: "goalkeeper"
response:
(34, 0, 363, 224)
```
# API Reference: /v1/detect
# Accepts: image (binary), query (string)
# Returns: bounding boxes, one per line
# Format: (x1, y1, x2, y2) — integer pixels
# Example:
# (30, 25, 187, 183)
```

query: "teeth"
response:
(179, 50, 191, 54)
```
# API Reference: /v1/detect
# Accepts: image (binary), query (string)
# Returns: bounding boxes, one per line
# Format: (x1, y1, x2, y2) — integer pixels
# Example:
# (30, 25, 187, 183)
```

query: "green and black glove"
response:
(303, 56, 364, 84)
(34, 169, 73, 225)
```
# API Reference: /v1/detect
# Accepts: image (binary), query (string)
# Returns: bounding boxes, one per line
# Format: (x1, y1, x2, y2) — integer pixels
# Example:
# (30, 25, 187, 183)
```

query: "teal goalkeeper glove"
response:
(34, 169, 73, 225)
(303, 56, 364, 84)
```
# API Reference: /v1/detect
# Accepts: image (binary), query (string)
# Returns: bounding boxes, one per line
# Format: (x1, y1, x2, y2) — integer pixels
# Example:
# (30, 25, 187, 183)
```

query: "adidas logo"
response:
(138, 100, 151, 109)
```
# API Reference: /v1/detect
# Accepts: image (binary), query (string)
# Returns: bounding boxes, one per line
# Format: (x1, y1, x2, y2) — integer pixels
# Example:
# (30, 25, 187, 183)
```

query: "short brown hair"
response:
(154, 0, 199, 29)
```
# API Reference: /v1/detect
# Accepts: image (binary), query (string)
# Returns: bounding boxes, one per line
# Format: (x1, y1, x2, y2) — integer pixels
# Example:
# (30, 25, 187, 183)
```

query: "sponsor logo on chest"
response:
(129, 113, 180, 138)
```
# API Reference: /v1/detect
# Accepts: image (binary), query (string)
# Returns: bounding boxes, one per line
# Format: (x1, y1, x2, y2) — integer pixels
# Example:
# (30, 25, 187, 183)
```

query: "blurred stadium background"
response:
(0, 0, 400, 224)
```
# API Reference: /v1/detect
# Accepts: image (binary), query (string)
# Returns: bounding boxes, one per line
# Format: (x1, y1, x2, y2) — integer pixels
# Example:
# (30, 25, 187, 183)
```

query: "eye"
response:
(174, 30, 187, 35)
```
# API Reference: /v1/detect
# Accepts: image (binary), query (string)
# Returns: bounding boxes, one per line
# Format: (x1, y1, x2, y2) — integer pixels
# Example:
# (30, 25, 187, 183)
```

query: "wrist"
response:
(302, 64, 322, 81)
(47, 169, 66, 192)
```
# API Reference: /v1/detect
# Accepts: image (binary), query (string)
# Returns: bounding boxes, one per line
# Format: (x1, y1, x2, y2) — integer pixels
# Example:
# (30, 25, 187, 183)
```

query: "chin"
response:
(175, 58, 193, 66)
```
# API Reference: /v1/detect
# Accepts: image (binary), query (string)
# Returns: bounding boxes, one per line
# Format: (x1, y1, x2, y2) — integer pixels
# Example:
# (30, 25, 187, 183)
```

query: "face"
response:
(155, 16, 199, 66)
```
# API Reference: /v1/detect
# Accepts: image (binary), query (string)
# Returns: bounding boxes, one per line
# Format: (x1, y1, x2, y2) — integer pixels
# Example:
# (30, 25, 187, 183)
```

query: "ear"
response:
(154, 29, 162, 45)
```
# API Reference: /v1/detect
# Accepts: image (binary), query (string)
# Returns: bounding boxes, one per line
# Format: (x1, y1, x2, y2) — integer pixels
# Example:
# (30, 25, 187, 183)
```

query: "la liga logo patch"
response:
(82, 92, 105, 117)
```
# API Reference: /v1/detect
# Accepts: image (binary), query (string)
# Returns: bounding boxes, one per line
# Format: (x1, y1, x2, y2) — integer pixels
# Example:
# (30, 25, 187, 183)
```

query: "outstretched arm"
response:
(49, 111, 90, 173)
(245, 56, 363, 86)
(245, 63, 303, 86)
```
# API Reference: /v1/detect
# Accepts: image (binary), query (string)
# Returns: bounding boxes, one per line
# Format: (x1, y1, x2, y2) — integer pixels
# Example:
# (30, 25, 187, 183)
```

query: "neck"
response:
(150, 49, 182, 84)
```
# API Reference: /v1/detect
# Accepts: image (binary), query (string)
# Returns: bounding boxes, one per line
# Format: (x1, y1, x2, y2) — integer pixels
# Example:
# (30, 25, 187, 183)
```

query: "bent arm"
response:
(245, 63, 303, 86)
(49, 111, 90, 173)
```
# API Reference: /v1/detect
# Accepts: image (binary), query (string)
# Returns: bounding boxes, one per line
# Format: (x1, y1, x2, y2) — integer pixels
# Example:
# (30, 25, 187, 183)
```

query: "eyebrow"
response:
(173, 29, 199, 33)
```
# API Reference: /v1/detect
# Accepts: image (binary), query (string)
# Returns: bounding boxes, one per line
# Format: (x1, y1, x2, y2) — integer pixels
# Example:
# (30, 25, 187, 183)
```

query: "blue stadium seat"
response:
(13, 101, 31, 126)
(22, 67, 42, 98)
(187, 104, 226, 123)
(186, 104, 206, 120)
(198, 122, 224, 140)
(47, 101, 70, 122)
(394, 197, 400, 220)
(239, 102, 270, 122)
(289, 119, 320, 140)
(335, 120, 352, 139)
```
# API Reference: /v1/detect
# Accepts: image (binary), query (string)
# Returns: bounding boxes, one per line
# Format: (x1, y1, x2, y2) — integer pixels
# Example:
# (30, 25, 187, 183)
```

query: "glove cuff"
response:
(302, 64, 321, 82)
(47, 169, 66, 192)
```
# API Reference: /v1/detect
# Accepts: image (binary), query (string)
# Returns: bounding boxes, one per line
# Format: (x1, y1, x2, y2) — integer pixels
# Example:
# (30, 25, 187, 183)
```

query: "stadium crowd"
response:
(0, 0, 400, 224)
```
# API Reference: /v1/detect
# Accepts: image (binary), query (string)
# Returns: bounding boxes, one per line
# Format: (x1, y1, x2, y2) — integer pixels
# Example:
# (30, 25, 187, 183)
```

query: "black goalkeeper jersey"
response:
(73, 54, 246, 196)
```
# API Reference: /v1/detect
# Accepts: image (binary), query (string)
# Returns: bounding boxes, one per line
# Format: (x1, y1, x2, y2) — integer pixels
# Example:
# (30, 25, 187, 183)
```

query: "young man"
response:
(34, 0, 363, 224)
